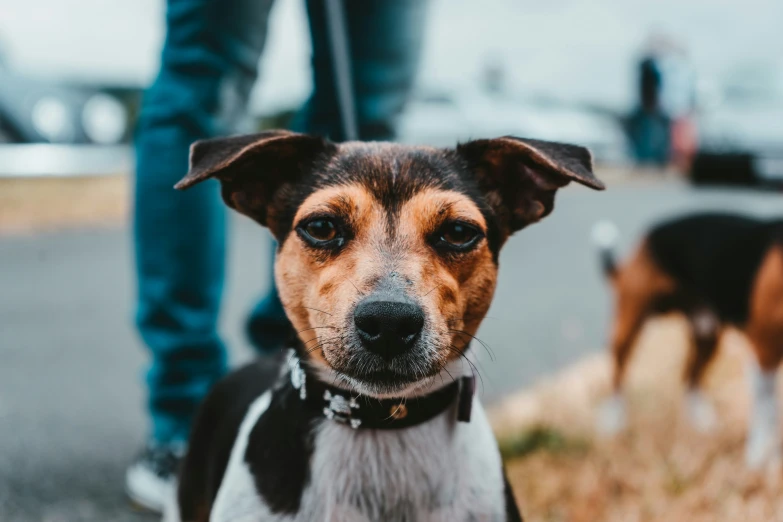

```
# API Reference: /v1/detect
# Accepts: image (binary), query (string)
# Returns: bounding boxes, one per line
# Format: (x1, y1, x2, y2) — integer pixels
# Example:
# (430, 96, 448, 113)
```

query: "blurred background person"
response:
(627, 36, 670, 166)
(659, 43, 698, 171)
(126, 0, 428, 512)
(627, 34, 696, 168)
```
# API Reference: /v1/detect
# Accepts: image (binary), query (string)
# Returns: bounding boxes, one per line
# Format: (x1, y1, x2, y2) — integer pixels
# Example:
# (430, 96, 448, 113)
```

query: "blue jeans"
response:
(134, 0, 427, 445)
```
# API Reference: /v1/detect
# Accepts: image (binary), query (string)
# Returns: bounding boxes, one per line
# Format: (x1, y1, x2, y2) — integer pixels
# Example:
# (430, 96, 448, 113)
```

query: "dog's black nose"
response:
(354, 299, 425, 359)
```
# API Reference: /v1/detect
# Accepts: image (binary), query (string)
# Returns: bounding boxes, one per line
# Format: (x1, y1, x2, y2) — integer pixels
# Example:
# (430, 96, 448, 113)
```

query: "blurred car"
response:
(396, 87, 630, 165)
(0, 64, 130, 145)
(690, 67, 783, 188)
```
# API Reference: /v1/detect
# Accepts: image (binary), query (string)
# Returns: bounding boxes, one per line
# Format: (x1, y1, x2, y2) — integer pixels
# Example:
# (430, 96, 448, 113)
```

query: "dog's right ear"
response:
(175, 130, 335, 235)
(456, 136, 604, 238)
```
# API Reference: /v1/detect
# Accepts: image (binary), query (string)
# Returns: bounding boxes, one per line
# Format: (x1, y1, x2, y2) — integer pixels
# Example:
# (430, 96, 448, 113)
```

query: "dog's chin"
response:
(323, 352, 442, 398)
(341, 369, 436, 398)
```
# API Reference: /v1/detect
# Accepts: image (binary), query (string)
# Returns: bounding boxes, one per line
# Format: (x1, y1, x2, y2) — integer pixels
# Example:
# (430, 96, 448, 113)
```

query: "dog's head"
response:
(177, 131, 603, 396)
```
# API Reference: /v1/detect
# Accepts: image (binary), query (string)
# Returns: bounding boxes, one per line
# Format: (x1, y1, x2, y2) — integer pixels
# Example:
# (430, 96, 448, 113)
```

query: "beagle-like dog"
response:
(595, 213, 783, 468)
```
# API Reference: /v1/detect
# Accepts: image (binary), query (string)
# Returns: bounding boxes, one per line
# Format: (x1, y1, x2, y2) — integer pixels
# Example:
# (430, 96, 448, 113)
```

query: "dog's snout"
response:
(354, 299, 424, 359)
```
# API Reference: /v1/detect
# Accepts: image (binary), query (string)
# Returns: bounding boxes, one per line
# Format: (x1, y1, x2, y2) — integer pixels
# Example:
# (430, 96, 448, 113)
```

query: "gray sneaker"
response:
(125, 443, 185, 513)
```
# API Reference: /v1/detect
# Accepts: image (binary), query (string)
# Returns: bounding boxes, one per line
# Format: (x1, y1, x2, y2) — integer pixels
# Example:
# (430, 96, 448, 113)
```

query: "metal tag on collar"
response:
(288, 356, 307, 400)
(323, 390, 361, 429)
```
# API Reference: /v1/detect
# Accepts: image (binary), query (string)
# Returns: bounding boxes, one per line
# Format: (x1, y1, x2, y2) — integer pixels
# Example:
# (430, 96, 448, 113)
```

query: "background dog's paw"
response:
(745, 429, 780, 470)
(745, 420, 780, 469)
(745, 364, 780, 469)
(596, 393, 626, 436)
(685, 389, 717, 433)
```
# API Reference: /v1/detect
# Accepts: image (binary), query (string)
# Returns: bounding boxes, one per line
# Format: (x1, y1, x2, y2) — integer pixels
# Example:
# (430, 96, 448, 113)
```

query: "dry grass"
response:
(0, 175, 128, 234)
(489, 316, 783, 522)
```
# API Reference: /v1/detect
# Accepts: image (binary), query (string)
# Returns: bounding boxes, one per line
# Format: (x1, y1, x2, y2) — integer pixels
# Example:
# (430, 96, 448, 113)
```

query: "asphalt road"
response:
(1, 179, 780, 521)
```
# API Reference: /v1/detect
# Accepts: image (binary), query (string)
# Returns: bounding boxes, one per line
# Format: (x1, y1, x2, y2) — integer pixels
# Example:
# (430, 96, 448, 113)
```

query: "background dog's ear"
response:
(175, 130, 335, 235)
(457, 136, 605, 235)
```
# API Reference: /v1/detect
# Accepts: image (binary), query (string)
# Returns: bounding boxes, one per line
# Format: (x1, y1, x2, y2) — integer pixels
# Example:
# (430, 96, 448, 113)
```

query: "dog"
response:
(594, 212, 783, 467)
(165, 131, 604, 522)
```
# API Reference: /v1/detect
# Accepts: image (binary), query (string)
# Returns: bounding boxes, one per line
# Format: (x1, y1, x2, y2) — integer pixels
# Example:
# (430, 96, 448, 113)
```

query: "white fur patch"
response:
(745, 364, 780, 469)
(691, 311, 718, 338)
(296, 399, 505, 521)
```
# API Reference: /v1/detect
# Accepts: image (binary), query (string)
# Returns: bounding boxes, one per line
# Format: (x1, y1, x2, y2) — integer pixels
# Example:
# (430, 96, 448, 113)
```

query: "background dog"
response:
(167, 131, 604, 521)
(594, 213, 783, 468)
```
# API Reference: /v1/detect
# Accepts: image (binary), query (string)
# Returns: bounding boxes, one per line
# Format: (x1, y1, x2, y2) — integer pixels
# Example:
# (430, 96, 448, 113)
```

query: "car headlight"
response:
(81, 94, 127, 144)
(32, 96, 75, 142)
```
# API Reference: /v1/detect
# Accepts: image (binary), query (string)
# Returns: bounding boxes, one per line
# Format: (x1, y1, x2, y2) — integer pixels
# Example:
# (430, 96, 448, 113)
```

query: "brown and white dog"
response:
(165, 131, 604, 522)
(594, 213, 783, 468)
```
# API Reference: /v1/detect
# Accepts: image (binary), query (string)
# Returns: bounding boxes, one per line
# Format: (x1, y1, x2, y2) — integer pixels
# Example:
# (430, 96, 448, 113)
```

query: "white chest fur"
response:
(205, 396, 506, 522)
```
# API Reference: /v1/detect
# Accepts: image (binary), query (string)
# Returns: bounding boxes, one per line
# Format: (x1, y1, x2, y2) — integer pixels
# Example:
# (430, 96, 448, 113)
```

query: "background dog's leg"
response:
(597, 293, 649, 435)
(683, 309, 721, 432)
(745, 331, 783, 469)
(598, 244, 676, 436)
(745, 245, 783, 469)
(745, 361, 780, 469)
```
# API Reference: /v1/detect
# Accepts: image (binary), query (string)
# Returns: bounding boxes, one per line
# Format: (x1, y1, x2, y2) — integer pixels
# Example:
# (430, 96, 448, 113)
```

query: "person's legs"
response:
(130, 0, 273, 510)
(292, 0, 428, 141)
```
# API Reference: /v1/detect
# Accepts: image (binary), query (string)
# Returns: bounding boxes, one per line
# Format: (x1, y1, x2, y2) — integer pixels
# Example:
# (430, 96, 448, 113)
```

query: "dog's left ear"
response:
(175, 130, 335, 236)
(457, 136, 604, 235)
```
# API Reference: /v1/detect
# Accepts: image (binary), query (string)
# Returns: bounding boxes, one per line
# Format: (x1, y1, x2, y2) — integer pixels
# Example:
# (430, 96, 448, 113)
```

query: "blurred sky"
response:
(1, 0, 781, 112)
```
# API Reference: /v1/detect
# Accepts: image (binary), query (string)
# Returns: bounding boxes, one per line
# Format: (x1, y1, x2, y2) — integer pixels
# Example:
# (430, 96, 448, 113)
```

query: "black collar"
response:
(288, 357, 475, 430)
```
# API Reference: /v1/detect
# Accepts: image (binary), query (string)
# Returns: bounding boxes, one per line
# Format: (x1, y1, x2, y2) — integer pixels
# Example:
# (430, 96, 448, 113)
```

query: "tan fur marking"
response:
(319, 281, 336, 297)
(747, 245, 783, 370)
(278, 184, 384, 372)
(397, 189, 495, 363)
(609, 241, 676, 390)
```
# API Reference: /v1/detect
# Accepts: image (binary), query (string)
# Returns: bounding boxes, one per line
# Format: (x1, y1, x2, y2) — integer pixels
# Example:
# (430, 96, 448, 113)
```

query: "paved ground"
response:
(1, 178, 780, 521)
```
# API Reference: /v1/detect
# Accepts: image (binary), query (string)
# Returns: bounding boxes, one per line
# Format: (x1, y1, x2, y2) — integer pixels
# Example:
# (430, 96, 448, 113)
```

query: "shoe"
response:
(125, 442, 185, 513)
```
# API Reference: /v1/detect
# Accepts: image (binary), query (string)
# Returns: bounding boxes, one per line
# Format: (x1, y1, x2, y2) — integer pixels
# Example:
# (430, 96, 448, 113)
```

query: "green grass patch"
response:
(498, 425, 590, 461)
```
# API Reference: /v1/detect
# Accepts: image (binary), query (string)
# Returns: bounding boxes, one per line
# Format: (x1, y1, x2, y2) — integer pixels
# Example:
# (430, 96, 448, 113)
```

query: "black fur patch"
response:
(647, 212, 783, 324)
(178, 355, 322, 518)
(177, 357, 285, 520)
(244, 380, 322, 514)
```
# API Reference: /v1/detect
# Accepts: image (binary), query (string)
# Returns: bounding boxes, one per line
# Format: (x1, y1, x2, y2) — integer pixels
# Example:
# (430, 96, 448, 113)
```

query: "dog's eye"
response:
(304, 219, 337, 241)
(437, 222, 483, 251)
(297, 217, 346, 248)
